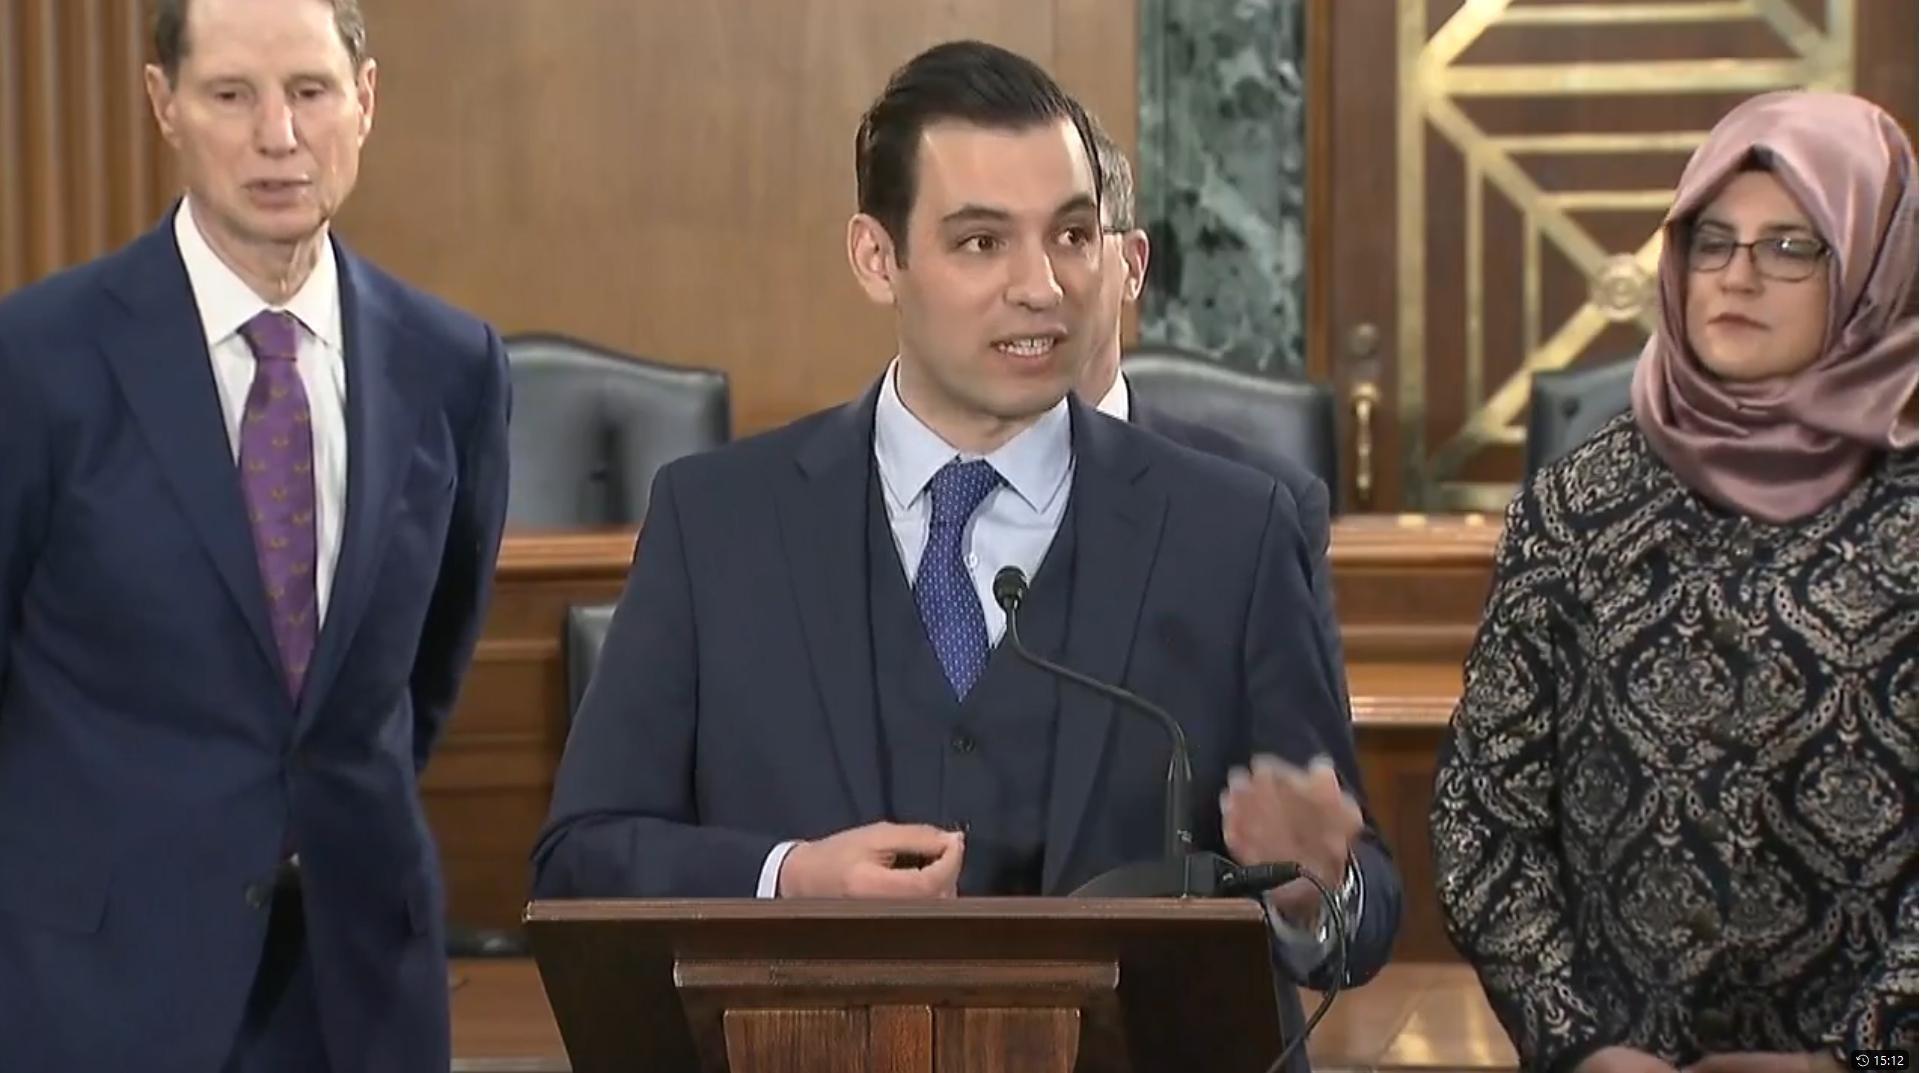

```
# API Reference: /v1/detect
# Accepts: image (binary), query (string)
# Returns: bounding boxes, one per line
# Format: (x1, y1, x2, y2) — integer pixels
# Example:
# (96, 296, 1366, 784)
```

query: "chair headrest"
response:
(1524, 356, 1639, 475)
(564, 603, 619, 719)
(1121, 345, 1339, 500)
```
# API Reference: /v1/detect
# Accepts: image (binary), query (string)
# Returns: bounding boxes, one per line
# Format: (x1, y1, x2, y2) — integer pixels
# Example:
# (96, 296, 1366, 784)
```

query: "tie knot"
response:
(927, 459, 1001, 528)
(239, 311, 301, 364)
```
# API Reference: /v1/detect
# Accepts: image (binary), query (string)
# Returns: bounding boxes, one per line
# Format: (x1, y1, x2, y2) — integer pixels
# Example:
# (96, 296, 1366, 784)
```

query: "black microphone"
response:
(997, 565, 1280, 898)
(993, 565, 1193, 864)
(997, 568, 1349, 1064)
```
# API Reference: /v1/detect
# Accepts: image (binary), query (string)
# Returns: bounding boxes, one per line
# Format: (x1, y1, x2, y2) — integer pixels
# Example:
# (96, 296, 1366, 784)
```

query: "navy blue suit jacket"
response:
(0, 216, 510, 1073)
(1130, 396, 1349, 715)
(533, 386, 1400, 997)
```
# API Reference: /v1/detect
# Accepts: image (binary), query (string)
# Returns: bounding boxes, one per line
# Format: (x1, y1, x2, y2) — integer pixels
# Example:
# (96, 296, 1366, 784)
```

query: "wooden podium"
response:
(525, 898, 1288, 1073)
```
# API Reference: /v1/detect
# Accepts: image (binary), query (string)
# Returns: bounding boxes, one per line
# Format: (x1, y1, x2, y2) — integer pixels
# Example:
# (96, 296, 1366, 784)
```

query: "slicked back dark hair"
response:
(854, 40, 1103, 262)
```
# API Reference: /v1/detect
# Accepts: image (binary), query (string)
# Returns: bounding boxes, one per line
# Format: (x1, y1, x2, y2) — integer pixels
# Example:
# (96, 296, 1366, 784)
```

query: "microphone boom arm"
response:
(1002, 610, 1195, 862)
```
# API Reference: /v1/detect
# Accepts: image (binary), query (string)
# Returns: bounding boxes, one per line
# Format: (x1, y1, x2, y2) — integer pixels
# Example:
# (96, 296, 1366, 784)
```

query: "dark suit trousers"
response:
(222, 865, 329, 1073)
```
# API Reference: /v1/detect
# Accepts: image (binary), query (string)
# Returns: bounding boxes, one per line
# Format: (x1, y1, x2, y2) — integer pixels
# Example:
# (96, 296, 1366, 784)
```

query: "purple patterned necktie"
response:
(237, 311, 318, 700)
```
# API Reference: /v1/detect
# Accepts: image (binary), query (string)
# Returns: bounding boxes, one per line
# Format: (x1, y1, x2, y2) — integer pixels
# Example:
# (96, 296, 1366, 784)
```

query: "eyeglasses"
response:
(1686, 230, 1829, 282)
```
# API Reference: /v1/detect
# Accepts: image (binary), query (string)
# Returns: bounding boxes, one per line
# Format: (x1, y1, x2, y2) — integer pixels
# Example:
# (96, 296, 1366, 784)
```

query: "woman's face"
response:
(1683, 169, 1831, 382)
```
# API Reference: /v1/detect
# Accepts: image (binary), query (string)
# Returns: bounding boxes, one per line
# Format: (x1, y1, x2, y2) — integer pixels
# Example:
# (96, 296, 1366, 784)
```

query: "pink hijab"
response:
(1630, 91, 1918, 523)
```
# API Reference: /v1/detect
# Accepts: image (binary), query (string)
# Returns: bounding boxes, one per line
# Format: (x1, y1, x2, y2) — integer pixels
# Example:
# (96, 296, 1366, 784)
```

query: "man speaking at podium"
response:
(534, 40, 1401, 1054)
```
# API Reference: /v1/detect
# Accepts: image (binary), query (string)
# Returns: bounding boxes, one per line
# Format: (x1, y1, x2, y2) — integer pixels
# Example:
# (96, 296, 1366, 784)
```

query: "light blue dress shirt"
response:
(871, 360, 1074, 643)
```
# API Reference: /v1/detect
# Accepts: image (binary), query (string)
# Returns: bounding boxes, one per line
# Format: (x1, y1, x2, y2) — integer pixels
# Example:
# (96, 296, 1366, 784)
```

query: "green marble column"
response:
(1137, 0, 1307, 375)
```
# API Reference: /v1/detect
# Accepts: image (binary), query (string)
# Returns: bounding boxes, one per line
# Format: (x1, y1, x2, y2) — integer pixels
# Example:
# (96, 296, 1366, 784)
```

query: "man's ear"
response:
(144, 64, 182, 148)
(848, 213, 902, 305)
(1121, 228, 1151, 304)
(355, 59, 378, 143)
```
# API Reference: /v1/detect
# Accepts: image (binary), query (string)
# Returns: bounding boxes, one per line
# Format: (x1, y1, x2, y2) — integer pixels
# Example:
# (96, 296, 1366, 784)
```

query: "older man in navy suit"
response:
(0, 1, 510, 1070)
(535, 40, 1398, 1070)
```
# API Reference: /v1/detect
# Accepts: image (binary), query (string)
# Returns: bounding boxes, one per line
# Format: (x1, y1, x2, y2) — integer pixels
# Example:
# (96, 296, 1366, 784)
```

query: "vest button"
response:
(951, 732, 976, 755)
(244, 882, 271, 910)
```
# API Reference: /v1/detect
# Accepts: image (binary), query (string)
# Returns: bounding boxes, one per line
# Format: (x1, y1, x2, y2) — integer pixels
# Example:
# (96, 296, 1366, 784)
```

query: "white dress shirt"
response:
(173, 198, 349, 623)
(1092, 368, 1130, 420)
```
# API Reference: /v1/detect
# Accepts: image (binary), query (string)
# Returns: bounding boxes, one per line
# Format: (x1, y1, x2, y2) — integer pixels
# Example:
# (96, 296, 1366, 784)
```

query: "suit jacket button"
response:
(244, 882, 271, 910)
(951, 732, 976, 755)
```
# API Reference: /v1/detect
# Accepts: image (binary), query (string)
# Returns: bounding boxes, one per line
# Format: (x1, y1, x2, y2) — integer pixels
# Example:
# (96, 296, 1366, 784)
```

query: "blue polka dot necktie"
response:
(913, 459, 1002, 699)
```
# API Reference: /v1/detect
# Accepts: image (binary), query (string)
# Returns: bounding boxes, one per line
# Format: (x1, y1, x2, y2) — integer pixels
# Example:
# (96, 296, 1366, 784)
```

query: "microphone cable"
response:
(1239, 864, 1346, 1073)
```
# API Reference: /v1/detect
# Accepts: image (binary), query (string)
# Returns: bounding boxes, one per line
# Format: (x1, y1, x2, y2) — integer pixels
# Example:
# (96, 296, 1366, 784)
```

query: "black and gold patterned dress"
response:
(1431, 414, 1918, 1073)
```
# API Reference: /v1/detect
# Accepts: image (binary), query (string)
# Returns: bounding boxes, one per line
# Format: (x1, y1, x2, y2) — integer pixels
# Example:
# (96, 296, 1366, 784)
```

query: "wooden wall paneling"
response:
(1857, 0, 1918, 143)
(0, 0, 171, 297)
(424, 531, 637, 931)
(1333, 515, 1494, 963)
(104, 0, 167, 238)
(336, 0, 1136, 437)
(1306, 0, 1406, 512)
(1053, 0, 1139, 178)
(0, 1, 15, 289)
(1356, 721, 1456, 962)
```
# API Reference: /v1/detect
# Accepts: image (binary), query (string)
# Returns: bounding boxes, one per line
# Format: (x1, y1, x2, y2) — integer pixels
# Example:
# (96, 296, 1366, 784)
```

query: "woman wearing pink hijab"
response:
(1431, 91, 1917, 1073)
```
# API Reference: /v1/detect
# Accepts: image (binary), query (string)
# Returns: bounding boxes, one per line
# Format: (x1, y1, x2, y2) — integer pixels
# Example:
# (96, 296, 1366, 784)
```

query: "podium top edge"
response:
(522, 897, 1268, 926)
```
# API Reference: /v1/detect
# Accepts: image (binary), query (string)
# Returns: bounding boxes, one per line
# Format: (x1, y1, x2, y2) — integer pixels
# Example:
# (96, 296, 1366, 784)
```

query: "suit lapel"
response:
(97, 221, 284, 681)
(296, 245, 426, 729)
(1042, 401, 1166, 893)
(775, 384, 887, 822)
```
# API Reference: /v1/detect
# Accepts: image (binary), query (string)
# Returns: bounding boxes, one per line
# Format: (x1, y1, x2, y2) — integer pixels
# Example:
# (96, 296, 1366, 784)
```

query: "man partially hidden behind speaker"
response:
(532, 40, 1402, 1064)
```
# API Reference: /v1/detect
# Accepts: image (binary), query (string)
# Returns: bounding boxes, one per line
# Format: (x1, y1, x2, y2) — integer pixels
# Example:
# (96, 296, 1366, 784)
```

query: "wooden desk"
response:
(1331, 514, 1500, 961)
(424, 515, 1501, 961)
(422, 530, 638, 943)
(449, 957, 1518, 1073)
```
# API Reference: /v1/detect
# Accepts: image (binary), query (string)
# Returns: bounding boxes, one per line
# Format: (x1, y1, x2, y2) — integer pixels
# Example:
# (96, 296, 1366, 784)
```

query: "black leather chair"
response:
(504, 333, 730, 528)
(1121, 344, 1339, 507)
(565, 603, 617, 720)
(1525, 356, 1639, 476)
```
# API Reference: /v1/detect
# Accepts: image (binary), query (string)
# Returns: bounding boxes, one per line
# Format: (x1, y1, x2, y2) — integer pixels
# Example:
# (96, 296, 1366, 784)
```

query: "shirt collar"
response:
(1093, 368, 1131, 421)
(873, 358, 1074, 515)
(174, 197, 342, 353)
